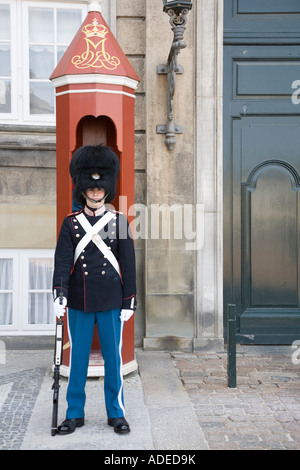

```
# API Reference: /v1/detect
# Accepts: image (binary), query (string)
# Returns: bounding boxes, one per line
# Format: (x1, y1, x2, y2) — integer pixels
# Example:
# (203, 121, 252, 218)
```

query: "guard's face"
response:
(85, 187, 106, 208)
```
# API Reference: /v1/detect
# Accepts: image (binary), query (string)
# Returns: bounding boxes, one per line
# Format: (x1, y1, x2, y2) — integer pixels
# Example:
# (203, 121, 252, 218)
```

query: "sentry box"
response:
(50, 4, 139, 377)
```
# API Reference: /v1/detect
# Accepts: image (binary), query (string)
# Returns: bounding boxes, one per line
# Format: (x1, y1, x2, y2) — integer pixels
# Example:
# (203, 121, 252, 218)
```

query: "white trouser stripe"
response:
(66, 308, 72, 389)
(117, 320, 125, 416)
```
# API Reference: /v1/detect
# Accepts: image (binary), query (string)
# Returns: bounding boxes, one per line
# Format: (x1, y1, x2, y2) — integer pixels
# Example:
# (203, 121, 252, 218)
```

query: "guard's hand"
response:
(120, 309, 134, 322)
(53, 297, 67, 319)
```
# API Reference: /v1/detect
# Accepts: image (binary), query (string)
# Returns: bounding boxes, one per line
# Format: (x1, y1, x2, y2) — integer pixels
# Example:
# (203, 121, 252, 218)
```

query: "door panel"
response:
(240, 155, 300, 341)
(231, 117, 300, 342)
(249, 168, 298, 307)
(224, 41, 300, 343)
(224, 0, 300, 44)
(237, 0, 300, 14)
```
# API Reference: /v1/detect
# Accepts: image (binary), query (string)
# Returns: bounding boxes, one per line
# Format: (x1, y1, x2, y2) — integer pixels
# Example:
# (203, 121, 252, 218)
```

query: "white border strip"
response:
(55, 88, 135, 99)
(51, 74, 138, 90)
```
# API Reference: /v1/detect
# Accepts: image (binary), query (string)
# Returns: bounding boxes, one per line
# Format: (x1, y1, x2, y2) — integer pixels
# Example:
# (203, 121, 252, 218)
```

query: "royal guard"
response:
(52, 144, 136, 435)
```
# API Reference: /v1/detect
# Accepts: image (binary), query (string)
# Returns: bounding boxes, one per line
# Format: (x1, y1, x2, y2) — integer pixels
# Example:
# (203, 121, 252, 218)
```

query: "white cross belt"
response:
(74, 211, 121, 277)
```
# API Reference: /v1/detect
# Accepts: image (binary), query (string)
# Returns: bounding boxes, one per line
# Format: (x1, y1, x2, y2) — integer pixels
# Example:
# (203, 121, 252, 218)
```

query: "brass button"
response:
(76, 234, 80, 238)
(92, 233, 101, 243)
(81, 255, 84, 259)
(84, 271, 88, 275)
(83, 264, 87, 267)
(101, 271, 106, 275)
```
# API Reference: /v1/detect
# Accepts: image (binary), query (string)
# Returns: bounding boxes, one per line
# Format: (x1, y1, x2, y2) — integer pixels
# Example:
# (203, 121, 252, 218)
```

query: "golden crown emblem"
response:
(82, 18, 108, 39)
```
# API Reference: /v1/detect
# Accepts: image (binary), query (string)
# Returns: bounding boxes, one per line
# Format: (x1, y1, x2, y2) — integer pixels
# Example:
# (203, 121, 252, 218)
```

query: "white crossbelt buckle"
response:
(74, 212, 121, 277)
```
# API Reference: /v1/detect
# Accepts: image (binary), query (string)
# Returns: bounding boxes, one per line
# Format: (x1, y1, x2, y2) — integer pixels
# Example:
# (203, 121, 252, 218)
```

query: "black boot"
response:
(108, 417, 130, 434)
(57, 418, 85, 435)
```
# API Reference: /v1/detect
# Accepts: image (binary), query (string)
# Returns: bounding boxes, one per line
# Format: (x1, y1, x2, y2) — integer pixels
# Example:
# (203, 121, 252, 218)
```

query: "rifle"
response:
(51, 287, 64, 436)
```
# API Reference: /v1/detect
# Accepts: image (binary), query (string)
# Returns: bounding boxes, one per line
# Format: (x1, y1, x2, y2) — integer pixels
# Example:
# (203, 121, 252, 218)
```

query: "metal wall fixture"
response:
(156, 0, 192, 151)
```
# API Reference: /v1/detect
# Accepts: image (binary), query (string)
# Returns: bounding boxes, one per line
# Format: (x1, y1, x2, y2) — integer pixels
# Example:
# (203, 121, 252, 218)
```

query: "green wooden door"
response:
(223, 2, 300, 343)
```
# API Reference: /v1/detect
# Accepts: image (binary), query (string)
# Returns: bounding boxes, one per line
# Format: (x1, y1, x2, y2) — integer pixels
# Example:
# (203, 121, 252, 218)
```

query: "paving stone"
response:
(172, 347, 300, 450)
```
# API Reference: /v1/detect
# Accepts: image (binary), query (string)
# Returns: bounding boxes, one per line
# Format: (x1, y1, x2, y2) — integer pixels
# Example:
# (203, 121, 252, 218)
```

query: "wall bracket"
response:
(156, 3, 192, 151)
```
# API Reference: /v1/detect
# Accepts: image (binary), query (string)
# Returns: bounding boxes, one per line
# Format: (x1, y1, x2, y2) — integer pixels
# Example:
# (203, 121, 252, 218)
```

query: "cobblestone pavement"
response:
(0, 350, 50, 450)
(172, 346, 300, 450)
(0, 368, 45, 449)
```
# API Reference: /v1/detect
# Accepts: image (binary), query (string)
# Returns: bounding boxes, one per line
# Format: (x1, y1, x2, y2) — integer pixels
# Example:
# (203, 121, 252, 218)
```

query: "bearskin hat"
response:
(69, 144, 120, 206)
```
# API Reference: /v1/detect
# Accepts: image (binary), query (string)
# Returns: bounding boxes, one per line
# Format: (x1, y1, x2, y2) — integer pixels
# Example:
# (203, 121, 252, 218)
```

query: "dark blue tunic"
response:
(53, 207, 136, 312)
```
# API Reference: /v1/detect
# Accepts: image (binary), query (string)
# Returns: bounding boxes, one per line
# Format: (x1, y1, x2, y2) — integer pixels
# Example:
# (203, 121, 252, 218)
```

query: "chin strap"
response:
(82, 192, 110, 204)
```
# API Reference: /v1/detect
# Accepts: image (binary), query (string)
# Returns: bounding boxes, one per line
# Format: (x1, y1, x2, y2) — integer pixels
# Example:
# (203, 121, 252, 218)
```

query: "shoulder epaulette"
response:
(66, 208, 84, 218)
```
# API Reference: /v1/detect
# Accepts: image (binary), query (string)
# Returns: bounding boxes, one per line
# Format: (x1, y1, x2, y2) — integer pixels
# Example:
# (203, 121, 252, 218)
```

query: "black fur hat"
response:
(69, 144, 120, 206)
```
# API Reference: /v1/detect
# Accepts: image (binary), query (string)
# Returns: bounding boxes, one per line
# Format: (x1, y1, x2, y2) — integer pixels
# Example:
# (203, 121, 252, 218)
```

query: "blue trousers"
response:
(66, 308, 125, 420)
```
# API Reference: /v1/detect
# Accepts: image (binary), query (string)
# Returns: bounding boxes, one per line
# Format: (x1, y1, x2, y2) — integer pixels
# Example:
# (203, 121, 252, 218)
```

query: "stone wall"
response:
(0, 0, 224, 350)
(116, 0, 198, 349)
(0, 126, 56, 248)
(143, 0, 196, 350)
(116, 0, 146, 345)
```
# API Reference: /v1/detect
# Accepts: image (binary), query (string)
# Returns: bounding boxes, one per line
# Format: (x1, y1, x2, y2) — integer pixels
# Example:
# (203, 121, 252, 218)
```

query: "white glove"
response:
(120, 309, 134, 322)
(53, 297, 67, 319)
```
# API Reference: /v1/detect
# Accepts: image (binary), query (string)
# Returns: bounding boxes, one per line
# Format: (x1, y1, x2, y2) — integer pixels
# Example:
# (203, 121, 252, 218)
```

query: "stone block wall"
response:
(0, 126, 56, 248)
